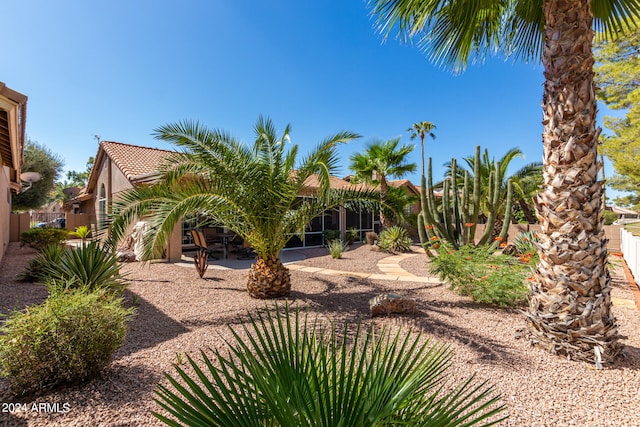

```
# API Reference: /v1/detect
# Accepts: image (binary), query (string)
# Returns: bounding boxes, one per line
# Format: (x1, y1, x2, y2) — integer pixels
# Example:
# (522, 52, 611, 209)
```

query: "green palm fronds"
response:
(108, 116, 381, 263)
(154, 305, 507, 426)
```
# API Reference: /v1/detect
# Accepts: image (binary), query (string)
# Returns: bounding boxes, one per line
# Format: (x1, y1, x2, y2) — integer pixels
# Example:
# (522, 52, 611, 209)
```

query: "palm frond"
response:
(153, 304, 507, 426)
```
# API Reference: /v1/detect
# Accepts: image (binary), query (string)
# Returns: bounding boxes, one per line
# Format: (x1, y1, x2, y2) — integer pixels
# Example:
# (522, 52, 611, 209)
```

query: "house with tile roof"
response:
(72, 141, 183, 260)
(0, 83, 27, 262)
(72, 141, 380, 259)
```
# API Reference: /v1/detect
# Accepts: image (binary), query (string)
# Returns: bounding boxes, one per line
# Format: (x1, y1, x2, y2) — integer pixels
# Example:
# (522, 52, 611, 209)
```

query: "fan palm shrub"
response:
(153, 305, 506, 426)
(109, 116, 381, 299)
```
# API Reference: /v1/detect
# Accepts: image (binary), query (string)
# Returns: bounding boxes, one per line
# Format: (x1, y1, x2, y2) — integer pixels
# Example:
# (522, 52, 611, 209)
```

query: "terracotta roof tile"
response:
(100, 141, 175, 180)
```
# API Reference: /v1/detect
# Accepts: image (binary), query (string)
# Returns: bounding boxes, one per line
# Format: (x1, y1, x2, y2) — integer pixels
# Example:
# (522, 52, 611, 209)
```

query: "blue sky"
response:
(2, 0, 619, 196)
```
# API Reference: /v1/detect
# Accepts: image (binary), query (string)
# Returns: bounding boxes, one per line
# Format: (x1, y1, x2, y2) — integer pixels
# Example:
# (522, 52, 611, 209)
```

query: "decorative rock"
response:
(117, 251, 137, 262)
(369, 293, 416, 317)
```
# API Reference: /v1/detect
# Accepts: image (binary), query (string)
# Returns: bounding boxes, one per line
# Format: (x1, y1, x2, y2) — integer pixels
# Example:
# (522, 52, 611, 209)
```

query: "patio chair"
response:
(190, 229, 220, 260)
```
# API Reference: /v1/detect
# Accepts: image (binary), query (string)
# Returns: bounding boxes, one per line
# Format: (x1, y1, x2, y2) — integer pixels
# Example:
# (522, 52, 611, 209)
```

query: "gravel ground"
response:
(1, 242, 639, 426)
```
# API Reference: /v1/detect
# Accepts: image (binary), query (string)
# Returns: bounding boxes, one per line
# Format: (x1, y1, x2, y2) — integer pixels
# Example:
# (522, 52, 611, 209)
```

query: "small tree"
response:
(12, 139, 64, 211)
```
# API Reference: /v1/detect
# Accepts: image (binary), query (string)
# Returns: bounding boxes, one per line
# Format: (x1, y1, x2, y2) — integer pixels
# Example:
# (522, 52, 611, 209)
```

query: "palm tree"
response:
(369, 0, 640, 365)
(349, 137, 416, 230)
(109, 116, 379, 299)
(408, 121, 437, 177)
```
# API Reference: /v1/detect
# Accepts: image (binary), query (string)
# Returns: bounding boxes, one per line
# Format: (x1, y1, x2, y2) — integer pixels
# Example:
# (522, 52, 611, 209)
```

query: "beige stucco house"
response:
(0, 83, 27, 262)
(74, 141, 380, 257)
(73, 141, 183, 260)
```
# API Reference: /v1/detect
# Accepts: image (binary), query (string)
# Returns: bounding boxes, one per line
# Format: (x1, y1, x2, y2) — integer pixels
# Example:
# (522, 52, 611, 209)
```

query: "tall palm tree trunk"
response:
(527, 0, 621, 365)
(247, 255, 291, 299)
(379, 176, 392, 230)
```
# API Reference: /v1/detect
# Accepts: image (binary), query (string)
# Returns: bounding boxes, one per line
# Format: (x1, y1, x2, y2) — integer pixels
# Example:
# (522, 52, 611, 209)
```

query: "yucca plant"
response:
(327, 239, 348, 259)
(153, 305, 506, 426)
(39, 241, 125, 294)
(18, 243, 66, 282)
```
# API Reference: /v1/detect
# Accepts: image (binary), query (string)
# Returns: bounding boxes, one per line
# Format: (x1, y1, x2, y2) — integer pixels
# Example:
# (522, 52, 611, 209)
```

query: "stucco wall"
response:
(0, 166, 11, 261)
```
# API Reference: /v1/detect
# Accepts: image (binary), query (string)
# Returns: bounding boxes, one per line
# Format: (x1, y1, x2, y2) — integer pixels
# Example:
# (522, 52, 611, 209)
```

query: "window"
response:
(98, 184, 107, 228)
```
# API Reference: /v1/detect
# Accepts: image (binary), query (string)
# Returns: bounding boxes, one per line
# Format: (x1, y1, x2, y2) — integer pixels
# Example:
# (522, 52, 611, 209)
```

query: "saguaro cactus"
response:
(418, 145, 512, 250)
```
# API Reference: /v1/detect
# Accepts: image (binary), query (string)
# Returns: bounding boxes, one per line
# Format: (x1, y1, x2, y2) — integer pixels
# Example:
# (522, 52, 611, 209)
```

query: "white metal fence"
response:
(620, 228, 640, 282)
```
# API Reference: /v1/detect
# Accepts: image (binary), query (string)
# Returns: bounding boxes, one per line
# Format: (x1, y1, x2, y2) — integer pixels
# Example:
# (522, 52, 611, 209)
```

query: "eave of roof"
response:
(0, 82, 27, 175)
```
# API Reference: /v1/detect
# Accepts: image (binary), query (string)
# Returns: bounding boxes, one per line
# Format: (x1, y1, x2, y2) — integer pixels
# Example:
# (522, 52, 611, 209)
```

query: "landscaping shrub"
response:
(153, 305, 506, 426)
(41, 241, 126, 294)
(20, 227, 69, 250)
(0, 289, 135, 395)
(345, 227, 359, 245)
(377, 226, 412, 253)
(430, 245, 534, 307)
(17, 243, 66, 282)
(70, 225, 92, 241)
(322, 229, 341, 244)
(327, 239, 348, 259)
(22, 241, 125, 293)
(603, 210, 618, 225)
(365, 231, 378, 245)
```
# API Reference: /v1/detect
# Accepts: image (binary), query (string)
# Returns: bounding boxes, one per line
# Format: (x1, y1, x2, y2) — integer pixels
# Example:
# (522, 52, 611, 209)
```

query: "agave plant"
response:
(153, 305, 506, 426)
(377, 225, 413, 253)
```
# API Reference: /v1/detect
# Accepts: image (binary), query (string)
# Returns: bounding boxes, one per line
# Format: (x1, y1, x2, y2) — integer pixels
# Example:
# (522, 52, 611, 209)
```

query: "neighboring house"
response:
(608, 206, 640, 221)
(388, 179, 422, 215)
(73, 141, 378, 257)
(73, 141, 182, 260)
(0, 83, 27, 262)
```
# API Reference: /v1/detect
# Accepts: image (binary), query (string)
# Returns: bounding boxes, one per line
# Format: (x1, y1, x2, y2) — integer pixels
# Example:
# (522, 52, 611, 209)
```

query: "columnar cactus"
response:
(418, 145, 512, 250)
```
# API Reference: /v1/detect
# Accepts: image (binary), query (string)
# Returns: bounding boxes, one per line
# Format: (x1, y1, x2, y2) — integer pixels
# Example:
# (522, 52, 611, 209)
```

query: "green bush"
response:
(603, 210, 618, 225)
(377, 226, 412, 253)
(17, 243, 66, 282)
(70, 225, 92, 241)
(20, 227, 69, 250)
(322, 229, 341, 244)
(345, 227, 359, 245)
(0, 290, 135, 395)
(327, 239, 348, 259)
(430, 245, 533, 307)
(153, 305, 506, 426)
(39, 241, 126, 294)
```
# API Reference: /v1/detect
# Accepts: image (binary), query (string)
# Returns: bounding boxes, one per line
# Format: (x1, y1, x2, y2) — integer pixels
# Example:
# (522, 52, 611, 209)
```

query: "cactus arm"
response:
(462, 170, 471, 245)
(478, 170, 497, 246)
(451, 159, 462, 245)
(427, 158, 440, 223)
(470, 145, 481, 244)
(498, 179, 513, 241)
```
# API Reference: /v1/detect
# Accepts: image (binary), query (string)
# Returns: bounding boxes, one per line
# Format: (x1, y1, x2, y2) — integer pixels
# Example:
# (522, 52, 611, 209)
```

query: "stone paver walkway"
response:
(177, 248, 638, 310)
(286, 250, 441, 284)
